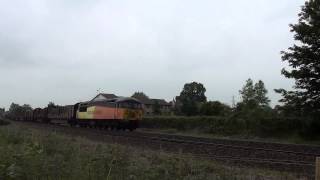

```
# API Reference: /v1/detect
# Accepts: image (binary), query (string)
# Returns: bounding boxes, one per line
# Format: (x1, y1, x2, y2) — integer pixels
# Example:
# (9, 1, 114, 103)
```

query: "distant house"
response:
(91, 93, 118, 102)
(134, 97, 172, 116)
(91, 93, 172, 115)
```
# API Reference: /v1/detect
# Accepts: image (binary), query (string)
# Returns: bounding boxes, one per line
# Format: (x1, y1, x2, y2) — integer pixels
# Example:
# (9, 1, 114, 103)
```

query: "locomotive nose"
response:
(124, 108, 142, 120)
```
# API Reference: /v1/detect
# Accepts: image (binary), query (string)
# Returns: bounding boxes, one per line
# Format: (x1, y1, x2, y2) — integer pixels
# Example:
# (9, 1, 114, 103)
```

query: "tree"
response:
(200, 101, 231, 116)
(9, 103, 20, 113)
(239, 79, 257, 108)
(152, 101, 161, 115)
(276, 0, 320, 116)
(8, 103, 32, 120)
(238, 79, 270, 110)
(254, 80, 270, 107)
(132, 92, 149, 101)
(179, 82, 207, 116)
(48, 102, 56, 108)
(22, 104, 32, 112)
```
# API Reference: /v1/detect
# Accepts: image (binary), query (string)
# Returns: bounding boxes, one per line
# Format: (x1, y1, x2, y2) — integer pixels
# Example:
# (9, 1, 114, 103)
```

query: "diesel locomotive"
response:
(23, 97, 143, 130)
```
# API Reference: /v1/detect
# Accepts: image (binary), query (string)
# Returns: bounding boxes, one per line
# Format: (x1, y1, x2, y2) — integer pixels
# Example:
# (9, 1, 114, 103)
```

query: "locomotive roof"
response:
(114, 97, 141, 103)
(85, 97, 141, 105)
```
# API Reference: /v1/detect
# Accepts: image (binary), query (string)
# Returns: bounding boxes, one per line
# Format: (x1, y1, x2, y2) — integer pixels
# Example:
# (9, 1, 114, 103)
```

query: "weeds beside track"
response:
(12, 120, 319, 178)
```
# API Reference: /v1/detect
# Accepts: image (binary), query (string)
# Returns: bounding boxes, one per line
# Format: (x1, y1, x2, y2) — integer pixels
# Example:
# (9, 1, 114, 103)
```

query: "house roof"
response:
(151, 99, 171, 106)
(88, 97, 142, 106)
(100, 93, 118, 99)
(134, 96, 170, 106)
(92, 93, 170, 106)
(91, 93, 118, 101)
(135, 97, 153, 104)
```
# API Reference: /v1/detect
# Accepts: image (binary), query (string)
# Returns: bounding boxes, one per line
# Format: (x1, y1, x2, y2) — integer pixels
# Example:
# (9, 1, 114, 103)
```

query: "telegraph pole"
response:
(232, 96, 236, 109)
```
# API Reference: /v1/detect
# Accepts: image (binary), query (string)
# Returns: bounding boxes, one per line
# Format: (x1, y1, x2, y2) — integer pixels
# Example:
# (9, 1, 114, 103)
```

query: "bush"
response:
(254, 117, 303, 137)
(141, 116, 246, 135)
(298, 118, 320, 140)
(0, 119, 10, 126)
(141, 116, 320, 140)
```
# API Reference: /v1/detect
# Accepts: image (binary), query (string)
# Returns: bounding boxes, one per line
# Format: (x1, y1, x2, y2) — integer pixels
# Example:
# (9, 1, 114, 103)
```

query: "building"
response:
(91, 93, 172, 116)
(91, 93, 118, 102)
(133, 97, 172, 116)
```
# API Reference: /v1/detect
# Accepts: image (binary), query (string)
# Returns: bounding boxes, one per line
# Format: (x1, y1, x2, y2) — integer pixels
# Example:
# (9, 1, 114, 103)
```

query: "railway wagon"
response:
(33, 108, 49, 122)
(24, 110, 33, 121)
(47, 105, 76, 121)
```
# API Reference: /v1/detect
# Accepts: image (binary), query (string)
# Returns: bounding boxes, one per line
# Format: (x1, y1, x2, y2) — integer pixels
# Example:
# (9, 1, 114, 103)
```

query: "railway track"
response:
(10, 120, 319, 178)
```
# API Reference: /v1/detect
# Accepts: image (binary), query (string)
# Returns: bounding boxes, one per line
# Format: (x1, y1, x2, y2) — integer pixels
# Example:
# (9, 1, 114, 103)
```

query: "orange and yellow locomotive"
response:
(23, 97, 143, 130)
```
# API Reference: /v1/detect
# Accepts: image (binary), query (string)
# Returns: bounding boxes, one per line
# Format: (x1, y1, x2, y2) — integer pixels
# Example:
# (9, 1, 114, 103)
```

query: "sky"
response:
(0, 0, 306, 109)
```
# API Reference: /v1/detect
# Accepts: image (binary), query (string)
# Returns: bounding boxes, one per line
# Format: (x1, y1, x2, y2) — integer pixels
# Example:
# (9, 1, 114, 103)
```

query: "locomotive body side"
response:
(76, 98, 142, 130)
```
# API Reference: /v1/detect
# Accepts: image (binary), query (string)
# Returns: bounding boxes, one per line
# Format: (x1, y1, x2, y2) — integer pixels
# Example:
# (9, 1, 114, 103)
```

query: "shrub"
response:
(141, 116, 247, 135)
(141, 115, 320, 140)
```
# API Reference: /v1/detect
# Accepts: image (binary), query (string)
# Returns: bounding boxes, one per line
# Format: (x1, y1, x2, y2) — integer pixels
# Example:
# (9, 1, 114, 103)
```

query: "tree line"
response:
(6, 102, 56, 120)
(172, 79, 271, 117)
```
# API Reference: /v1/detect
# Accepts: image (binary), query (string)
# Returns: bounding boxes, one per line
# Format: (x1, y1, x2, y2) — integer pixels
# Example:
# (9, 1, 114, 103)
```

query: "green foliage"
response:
(141, 115, 320, 141)
(0, 119, 10, 126)
(276, 0, 320, 117)
(152, 101, 161, 115)
(142, 116, 246, 135)
(200, 101, 231, 116)
(235, 79, 273, 129)
(7, 103, 32, 120)
(239, 79, 270, 109)
(239, 78, 256, 105)
(132, 92, 149, 101)
(48, 102, 56, 108)
(254, 80, 270, 107)
(0, 128, 128, 180)
(177, 82, 207, 116)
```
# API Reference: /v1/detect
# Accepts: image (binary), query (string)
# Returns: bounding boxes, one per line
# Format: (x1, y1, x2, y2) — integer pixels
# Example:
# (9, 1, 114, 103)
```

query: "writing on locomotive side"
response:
(21, 97, 143, 131)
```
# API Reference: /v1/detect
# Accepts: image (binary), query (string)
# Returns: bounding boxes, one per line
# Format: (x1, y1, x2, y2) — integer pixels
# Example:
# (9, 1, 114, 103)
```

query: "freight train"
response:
(22, 97, 143, 130)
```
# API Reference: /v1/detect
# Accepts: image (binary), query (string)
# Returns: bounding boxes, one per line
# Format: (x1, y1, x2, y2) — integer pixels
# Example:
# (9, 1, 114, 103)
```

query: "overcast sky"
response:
(0, 0, 305, 109)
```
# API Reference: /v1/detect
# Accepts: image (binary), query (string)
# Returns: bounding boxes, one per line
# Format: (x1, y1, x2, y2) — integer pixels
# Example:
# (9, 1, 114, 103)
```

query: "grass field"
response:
(0, 122, 307, 180)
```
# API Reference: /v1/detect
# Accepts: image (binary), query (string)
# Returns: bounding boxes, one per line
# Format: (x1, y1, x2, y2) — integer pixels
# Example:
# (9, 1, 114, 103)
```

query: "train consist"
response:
(22, 97, 143, 130)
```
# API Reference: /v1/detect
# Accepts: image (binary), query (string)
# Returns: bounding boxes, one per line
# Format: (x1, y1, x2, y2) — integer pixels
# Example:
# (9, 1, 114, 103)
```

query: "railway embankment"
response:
(6, 120, 318, 179)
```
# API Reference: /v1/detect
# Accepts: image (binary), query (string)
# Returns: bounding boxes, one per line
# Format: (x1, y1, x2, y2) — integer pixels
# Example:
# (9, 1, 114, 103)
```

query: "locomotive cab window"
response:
(79, 105, 88, 112)
(119, 102, 141, 109)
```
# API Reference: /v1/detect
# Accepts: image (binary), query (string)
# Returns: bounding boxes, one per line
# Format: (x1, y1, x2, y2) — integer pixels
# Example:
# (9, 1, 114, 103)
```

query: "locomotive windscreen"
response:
(118, 102, 141, 109)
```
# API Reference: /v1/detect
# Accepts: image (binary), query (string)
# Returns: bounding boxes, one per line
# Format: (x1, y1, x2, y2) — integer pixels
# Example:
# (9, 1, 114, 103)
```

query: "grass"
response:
(0, 123, 307, 180)
(0, 119, 10, 126)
